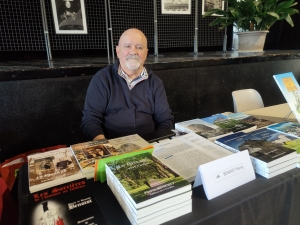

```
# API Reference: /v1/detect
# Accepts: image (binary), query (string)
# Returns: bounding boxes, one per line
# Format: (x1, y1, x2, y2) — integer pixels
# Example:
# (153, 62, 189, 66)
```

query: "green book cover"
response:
(106, 152, 191, 208)
(95, 147, 154, 183)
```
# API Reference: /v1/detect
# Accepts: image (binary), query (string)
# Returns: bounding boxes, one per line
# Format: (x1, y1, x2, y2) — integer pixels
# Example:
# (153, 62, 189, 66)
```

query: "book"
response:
(200, 113, 228, 124)
(175, 118, 256, 141)
(273, 72, 300, 123)
(153, 132, 233, 182)
(215, 129, 297, 177)
(27, 147, 83, 193)
(70, 139, 114, 179)
(94, 134, 152, 182)
(108, 134, 151, 154)
(213, 118, 257, 133)
(267, 122, 300, 138)
(105, 152, 191, 210)
(226, 112, 277, 128)
(28, 178, 106, 225)
(95, 146, 154, 183)
(175, 118, 228, 140)
(106, 174, 191, 225)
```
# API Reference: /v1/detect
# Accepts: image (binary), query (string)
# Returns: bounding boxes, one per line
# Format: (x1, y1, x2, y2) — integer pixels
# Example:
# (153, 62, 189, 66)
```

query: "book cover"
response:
(106, 152, 191, 209)
(200, 113, 228, 124)
(268, 122, 300, 138)
(215, 128, 297, 168)
(273, 72, 300, 123)
(175, 118, 227, 139)
(70, 139, 114, 178)
(27, 148, 83, 193)
(28, 178, 105, 225)
(226, 112, 276, 128)
(108, 134, 151, 154)
(214, 118, 256, 133)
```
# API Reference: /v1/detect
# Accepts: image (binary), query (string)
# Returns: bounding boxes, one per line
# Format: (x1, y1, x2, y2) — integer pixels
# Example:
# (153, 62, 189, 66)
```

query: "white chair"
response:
(232, 89, 264, 113)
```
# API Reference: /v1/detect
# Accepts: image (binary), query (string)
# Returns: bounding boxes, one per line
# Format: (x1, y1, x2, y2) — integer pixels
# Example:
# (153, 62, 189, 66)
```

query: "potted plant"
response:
(202, 0, 299, 52)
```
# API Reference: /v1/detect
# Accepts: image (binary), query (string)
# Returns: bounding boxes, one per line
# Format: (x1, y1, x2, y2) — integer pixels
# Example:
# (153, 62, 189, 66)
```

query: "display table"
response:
(244, 103, 298, 123)
(17, 104, 300, 225)
(18, 162, 300, 225)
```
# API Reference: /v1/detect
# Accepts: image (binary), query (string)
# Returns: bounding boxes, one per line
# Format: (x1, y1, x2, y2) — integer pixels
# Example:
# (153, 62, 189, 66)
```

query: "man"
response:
(81, 28, 174, 140)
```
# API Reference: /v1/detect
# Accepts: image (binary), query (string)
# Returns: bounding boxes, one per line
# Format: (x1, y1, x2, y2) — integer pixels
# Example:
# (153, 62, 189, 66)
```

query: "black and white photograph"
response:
(202, 0, 224, 15)
(161, 0, 191, 15)
(51, 0, 88, 34)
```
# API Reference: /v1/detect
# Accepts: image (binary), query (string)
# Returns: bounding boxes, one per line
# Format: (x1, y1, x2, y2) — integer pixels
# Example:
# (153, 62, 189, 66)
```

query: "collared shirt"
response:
(118, 65, 148, 90)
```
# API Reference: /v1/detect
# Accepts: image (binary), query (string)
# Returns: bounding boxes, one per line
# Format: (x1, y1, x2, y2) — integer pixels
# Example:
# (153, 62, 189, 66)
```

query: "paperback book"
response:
(200, 113, 228, 124)
(105, 152, 191, 210)
(175, 118, 228, 140)
(226, 112, 276, 128)
(153, 132, 233, 182)
(273, 72, 300, 123)
(28, 178, 106, 225)
(27, 147, 83, 193)
(106, 173, 191, 225)
(175, 118, 256, 141)
(267, 122, 300, 138)
(70, 139, 114, 179)
(215, 129, 297, 177)
(94, 134, 152, 182)
(108, 134, 151, 154)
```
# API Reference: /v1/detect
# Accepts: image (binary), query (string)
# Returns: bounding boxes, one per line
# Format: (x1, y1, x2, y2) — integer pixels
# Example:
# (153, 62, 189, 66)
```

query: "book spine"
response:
(107, 177, 137, 225)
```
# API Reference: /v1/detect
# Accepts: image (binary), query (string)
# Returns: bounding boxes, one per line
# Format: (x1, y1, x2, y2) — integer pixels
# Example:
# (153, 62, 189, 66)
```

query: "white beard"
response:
(125, 56, 141, 70)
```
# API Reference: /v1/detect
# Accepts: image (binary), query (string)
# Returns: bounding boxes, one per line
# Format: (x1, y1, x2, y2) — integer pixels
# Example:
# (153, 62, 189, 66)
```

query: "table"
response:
(244, 103, 298, 123)
(17, 105, 300, 225)
(18, 163, 300, 225)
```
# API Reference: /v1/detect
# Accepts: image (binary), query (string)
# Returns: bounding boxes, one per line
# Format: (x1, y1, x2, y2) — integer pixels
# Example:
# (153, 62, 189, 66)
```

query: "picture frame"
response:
(50, 0, 88, 34)
(161, 0, 191, 15)
(202, 0, 224, 16)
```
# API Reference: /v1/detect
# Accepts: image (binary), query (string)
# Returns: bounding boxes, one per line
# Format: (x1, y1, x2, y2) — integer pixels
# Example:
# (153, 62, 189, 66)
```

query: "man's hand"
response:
(93, 134, 105, 141)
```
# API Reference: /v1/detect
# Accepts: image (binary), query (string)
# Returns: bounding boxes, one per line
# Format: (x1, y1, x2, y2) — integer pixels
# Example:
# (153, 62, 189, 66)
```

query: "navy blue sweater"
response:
(81, 61, 174, 140)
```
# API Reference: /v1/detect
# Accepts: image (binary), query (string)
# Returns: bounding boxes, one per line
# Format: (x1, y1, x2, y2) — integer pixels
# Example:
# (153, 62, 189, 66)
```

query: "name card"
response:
(193, 150, 255, 200)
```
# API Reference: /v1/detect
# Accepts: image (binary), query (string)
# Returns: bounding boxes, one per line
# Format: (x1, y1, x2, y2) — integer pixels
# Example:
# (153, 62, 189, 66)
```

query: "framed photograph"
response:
(202, 0, 224, 16)
(51, 0, 88, 34)
(161, 0, 191, 15)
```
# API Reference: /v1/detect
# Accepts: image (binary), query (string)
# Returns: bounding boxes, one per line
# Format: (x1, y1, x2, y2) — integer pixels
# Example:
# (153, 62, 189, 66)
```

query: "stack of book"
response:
(105, 152, 192, 225)
(27, 147, 83, 193)
(215, 128, 298, 178)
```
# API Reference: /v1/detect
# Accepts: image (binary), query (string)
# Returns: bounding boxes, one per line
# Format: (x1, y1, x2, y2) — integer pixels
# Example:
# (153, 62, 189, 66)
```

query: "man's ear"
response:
(116, 46, 120, 58)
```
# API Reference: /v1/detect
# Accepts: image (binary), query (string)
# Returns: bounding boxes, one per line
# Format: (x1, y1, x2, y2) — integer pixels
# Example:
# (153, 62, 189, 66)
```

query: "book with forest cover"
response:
(106, 174, 191, 225)
(28, 178, 106, 225)
(70, 139, 114, 179)
(27, 147, 83, 193)
(105, 152, 191, 210)
(93, 134, 152, 182)
(215, 129, 297, 176)
(273, 72, 300, 124)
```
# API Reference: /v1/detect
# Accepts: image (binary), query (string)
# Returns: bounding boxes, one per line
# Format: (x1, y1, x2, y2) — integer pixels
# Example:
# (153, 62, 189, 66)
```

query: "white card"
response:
(193, 150, 255, 200)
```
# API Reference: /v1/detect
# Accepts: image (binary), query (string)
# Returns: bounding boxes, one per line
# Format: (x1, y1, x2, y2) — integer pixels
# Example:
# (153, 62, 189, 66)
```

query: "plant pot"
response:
(236, 31, 269, 52)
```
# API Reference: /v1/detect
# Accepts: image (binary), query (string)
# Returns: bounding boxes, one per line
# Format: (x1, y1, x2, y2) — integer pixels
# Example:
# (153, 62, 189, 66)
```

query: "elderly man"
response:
(81, 28, 174, 140)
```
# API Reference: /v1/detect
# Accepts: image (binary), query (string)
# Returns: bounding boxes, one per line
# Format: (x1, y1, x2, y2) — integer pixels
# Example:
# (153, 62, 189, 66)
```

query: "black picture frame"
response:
(51, 0, 88, 34)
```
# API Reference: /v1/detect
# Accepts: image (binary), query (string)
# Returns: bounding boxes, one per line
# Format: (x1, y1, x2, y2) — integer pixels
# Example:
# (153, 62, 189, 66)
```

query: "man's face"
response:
(116, 29, 148, 74)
